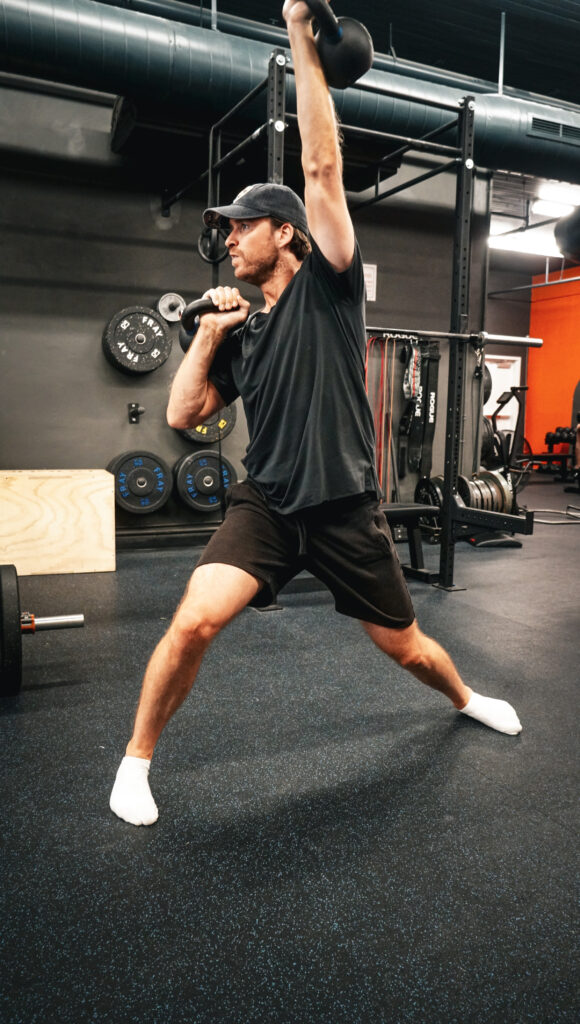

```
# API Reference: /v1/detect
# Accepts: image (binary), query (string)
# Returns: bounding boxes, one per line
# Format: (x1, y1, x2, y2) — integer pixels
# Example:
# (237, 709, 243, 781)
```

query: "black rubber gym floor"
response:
(1, 478, 578, 1024)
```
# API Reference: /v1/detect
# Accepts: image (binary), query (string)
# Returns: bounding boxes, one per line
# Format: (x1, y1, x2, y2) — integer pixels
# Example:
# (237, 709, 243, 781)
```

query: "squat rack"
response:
(162, 48, 542, 590)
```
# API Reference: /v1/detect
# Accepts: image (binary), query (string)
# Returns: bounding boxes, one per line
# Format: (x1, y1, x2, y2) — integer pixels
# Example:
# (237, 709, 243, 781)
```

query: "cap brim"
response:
(203, 203, 264, 228)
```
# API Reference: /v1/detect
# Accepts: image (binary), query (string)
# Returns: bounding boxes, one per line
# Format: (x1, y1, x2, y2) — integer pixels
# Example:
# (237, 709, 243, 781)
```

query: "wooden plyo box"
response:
(0, 470, 116, 576)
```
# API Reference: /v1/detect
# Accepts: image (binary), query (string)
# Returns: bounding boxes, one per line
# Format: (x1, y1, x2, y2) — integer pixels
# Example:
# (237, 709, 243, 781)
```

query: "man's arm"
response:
(166, 287, 249, 430)
(283, 0, 355, 272)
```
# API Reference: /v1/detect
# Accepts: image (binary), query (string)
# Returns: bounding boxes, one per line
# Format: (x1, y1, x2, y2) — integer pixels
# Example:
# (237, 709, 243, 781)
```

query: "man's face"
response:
(225, 217, 280, 285)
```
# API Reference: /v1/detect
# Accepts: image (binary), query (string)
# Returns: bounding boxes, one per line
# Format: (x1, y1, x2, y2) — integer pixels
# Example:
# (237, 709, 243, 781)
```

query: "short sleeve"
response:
(208, 332, 241, 406)
(308, 237, 365, 305)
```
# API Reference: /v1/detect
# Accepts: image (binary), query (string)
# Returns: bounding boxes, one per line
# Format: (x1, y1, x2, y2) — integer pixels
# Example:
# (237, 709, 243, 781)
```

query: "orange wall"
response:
(526, 267, 580, 452)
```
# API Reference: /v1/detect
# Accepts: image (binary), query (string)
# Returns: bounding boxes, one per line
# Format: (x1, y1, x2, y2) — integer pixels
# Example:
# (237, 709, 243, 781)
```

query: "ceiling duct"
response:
(1, 0, 580, 185)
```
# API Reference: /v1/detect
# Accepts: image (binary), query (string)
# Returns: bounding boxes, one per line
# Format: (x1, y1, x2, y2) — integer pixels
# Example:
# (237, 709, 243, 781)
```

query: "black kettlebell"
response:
(304, 0, 374, 89)
(179, 296, 250, 353)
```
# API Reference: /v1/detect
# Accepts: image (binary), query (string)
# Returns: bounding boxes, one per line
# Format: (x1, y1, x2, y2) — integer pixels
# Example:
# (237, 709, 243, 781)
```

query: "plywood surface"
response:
(0, 470, 115, 576)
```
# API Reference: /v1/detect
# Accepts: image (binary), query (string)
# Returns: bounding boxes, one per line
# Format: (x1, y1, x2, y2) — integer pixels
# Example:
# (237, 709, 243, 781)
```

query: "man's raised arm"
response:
(283, 0, 355, 271)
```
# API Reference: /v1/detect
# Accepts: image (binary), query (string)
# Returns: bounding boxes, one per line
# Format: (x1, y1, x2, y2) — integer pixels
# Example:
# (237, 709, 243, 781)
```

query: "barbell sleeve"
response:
(21, 614, 85, 633)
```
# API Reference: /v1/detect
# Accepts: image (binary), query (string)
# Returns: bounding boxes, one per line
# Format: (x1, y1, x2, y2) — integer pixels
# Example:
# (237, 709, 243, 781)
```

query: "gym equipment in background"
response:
(0, 564, 84, 698)
(173, 451, 236, 512)
(107, 451, 172, 514)
(197, 226, 230, 265)
(156, 292, 186, 322)
(102, 306, 172, 374)
(481, 385, 532, 494)
(178, 404, 237, 446)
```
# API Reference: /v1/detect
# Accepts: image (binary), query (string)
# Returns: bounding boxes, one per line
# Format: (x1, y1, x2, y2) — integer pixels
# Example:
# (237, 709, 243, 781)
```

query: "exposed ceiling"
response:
(210, 0, 580, 107)
(204, 0, 579, 256)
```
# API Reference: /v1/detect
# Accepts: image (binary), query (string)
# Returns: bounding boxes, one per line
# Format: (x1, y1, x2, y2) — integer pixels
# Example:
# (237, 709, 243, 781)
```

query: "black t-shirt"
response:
(208, 238, 380, 514)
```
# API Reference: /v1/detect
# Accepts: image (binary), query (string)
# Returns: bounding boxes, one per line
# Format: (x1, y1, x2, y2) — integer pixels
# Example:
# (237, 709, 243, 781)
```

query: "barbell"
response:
(304, 0, 374, 89)
(0, 564, 84, 698)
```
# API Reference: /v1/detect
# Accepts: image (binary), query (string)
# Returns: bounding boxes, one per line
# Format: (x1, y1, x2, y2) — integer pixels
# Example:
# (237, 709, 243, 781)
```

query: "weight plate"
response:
(157, 292, 185, 322)
(414, 475, 444, 508)
(107, 451, 172, 514)
(481, 416, 495, 466)
(179, 404, 237, 445)
(478, 471, 504, 512)
(174, 451, 236, 511)
(0, 564, 22, 698)
(477, 476, 494, 511)
(457, 475, 473, 507)
(477, 477, 493, 510)
(484, 474, 501, 510)
(469, 477, 483, 510)
(102, 306, 172, 375)
(487, 469, 513, 512)
(483, 362, 492, 405)
(466, 477, 480, 509)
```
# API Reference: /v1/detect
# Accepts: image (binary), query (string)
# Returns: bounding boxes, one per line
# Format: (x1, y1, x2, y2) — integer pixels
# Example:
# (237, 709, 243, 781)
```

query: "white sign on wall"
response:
(363, 263, 377, 302)
(484, 355, 522, 431)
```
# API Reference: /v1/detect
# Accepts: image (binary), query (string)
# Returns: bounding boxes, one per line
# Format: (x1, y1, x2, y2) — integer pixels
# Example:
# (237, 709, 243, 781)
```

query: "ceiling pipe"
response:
(1, 0, 580, 184)
(95, 0, 580, 114)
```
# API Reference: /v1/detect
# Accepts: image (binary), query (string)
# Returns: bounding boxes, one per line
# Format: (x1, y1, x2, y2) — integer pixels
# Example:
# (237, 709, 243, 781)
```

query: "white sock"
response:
(460, 692, 522, 735)
(110, 755, 159, 826)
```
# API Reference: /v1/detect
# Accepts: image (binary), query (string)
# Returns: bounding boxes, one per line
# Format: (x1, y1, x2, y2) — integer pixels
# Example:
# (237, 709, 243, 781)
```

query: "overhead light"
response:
(537, 182, 580, 207)
(532, 199, 575, 218)
(488, 226, 563, 257)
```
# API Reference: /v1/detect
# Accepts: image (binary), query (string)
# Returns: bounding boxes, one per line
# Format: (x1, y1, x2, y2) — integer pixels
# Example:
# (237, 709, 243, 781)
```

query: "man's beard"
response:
(234, 250, 279, 287)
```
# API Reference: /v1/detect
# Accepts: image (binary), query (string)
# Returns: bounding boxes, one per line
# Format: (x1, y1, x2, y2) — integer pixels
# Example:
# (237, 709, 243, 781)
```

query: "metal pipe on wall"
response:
(1, 0, 580, 184)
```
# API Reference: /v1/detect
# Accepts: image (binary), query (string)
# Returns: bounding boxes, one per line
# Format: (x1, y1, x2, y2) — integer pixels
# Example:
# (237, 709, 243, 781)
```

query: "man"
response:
(110, 0, 521, 827)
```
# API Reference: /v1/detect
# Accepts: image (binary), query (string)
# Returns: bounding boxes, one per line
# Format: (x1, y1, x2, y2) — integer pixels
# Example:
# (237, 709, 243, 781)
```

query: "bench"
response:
(380, 502, 440, 583)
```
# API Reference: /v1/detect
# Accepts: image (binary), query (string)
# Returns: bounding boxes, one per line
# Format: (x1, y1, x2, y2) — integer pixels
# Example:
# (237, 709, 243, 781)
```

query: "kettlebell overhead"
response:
(303, 0, 374, 88)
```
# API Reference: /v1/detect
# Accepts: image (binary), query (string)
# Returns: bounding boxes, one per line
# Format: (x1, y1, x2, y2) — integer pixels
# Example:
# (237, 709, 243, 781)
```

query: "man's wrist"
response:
(283, 1, 315, 31)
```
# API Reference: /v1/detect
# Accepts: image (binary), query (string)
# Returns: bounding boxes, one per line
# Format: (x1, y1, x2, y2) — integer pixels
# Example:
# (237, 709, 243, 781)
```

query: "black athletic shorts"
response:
(196, 480, 415, 629)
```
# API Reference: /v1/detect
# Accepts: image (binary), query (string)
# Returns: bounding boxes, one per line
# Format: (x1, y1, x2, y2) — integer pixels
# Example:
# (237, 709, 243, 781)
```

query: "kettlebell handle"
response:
(181, 297, 220, 331)
(303, 0, 343, 43)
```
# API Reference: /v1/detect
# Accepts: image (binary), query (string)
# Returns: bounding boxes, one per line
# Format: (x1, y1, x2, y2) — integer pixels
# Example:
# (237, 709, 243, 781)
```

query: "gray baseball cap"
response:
(204, 183, 308, 236)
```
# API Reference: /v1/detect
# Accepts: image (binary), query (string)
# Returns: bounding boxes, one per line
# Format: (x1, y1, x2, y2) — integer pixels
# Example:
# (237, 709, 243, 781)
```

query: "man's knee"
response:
(395, 640, 429, 673)
(171, 601, 223, 651)
(363, 619, 428, 671)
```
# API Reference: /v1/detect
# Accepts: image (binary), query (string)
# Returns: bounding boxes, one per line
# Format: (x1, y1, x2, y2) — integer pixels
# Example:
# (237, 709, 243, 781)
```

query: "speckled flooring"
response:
(1, 478, 578, 1023)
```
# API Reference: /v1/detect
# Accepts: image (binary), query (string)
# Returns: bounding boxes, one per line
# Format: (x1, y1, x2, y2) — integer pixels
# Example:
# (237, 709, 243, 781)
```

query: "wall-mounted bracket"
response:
(128, 403, 145, 424)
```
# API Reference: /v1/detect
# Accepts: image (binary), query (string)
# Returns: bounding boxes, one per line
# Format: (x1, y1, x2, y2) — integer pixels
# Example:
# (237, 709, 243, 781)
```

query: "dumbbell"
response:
(552, 427, 575, 444)
(0, 564, 84, 697)
(304, 0, 374, 89)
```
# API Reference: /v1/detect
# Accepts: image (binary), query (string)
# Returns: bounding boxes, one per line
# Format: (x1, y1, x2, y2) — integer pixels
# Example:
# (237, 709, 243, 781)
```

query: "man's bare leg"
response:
(110, 563, 262, 825)
(362, 619, 522, 734)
